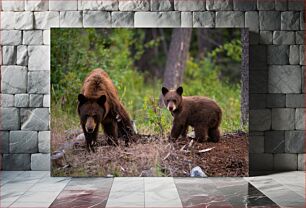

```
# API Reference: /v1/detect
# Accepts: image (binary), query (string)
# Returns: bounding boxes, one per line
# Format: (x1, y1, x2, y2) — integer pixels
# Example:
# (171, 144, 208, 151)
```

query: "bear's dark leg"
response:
(181, 125, 188, 138)
(84, 131, 97, 153)
(170, 123, 183, 141)
(103, 121, 119, 146)
(194, 126, 208, 142)
(208, 128, 220, 142)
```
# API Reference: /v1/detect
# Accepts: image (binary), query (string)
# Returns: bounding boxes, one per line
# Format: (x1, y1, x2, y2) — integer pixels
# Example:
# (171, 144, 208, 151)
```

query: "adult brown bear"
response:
(78, 68, 134, 152)
(162, 86, 222, 143)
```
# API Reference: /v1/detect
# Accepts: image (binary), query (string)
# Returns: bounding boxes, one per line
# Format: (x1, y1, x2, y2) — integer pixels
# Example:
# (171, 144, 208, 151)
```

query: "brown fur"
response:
(78, 69, 134, 152)
(162, 86, 222, 143)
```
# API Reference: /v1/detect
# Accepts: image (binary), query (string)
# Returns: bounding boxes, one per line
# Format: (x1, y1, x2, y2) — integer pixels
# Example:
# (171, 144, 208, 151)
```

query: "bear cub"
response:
(162, 86, 222, 142)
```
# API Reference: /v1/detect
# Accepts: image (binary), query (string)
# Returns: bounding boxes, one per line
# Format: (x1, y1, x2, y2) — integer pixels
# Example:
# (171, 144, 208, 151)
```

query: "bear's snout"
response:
(85, 117, 96, 133)
(167, 102, 176, 112)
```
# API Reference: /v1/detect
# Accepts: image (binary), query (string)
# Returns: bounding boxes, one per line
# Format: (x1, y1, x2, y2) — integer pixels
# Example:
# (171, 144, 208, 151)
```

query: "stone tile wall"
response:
(0, 0, 304, 171)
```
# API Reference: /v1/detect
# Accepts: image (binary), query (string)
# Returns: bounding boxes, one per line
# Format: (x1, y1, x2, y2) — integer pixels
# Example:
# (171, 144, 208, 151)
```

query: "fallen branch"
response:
(198, 147, 215, 153)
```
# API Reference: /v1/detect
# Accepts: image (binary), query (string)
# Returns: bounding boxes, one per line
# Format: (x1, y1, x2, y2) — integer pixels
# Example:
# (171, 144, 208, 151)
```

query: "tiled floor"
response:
(1, 171, 305, 208)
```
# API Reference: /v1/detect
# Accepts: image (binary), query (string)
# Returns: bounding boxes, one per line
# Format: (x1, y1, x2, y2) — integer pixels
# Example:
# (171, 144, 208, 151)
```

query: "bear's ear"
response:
(176, 86, 183, 96)
(78, 94, 87, 105)
(97, 95, 106, 106)
(162, 87, 169, 96)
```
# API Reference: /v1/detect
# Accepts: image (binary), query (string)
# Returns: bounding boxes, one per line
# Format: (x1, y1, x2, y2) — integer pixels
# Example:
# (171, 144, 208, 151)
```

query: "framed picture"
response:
(51, 28, 248, 177)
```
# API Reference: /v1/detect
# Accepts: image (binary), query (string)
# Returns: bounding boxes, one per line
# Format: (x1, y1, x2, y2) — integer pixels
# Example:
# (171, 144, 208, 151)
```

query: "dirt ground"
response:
(52, 130, 248, 177)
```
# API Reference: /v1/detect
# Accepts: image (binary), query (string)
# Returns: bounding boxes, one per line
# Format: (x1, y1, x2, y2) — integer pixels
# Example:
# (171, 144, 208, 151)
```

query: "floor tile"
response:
(9, 191, 61, 208)
(145, 190, 182, 208)
(247, 176, 305, 207)
(50, 177, 113, 208)
(106, 191, 144, 208)
(145, 177, 177, 192)
(111, 177, 144, 192)
(175, 178, 232, 208)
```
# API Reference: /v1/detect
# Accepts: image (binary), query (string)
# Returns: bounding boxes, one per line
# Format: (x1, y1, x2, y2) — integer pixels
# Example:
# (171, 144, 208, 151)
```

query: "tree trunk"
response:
(159, 28, 192, 105)
(241, 29, 249, 126)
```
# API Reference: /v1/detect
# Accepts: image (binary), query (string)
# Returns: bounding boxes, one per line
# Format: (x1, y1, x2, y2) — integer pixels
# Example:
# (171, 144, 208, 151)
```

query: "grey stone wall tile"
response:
(1, 30, 22, 45)
(28, 71, 50, 94)
(233, 0, 256, 11)
(14, 11, 34, 30)
(0, 131, 9, 153)
(112, 12, 134, 27)
(2, 46, 17, 65)
(29, 94, 44, 107)
(193, 12, 215, 28)
(3, 154, 31, 170)
(267, 45, 289, 64)
(249, 109, 271, 131)
(281, 11, 300, 30)
(134, 12, 180, 27)
(119, 0, 150, 11)
(300, 12, 304, 30)
(249, 153, 273, 170)
(2, 1, 25, 11)
(1, 12, 15, 29)
(17, 45, 28, 66)
(34, 11, 60, 29)
(10, 131, 38, 153)
(249, 131, 264, 136)
(257, 0, 274, 10)
(285, 130, 304, 153)
(0, 108, 20, 130)
(23, 30, 43, 45)
(151, 0, 173, 11)
(249, 32, 259, 45)
(266, 93, 286, 107)
(21, 108, 49, 131)
(181, 12, 192, 27)
(15, 94, 29, 107)
(31, 153, 50, 170)
(174, 0, 205, 11)
(289, 45, 300, 64)
(299, 45, 304, 65)
(1, 66, 27, 94)
(250, 45, 267, 68)
(295, 31, 304, 44)
(286, 94, 304, 107)
(249, 135, 264, 153)
(302, 66, 305, 93)
(43, 30, 50, 45)
(245, 11, 258, 32)
(43, 95, 50, 107)
(288, 0, 304, 11)
(275, 0, 287, 11)
(60, 11, 83, 28)
(264, 131, 285, 153)
(79, 0, 119, 11)
(249, 93, 266, 109)
(83, 11, 111, 27)
(273, 31, 295, 45)
(28, 46, 50, 71)
(206, 0, 233, 10)
(216, 11, 244, 28)
(38, 131, 50, 153)
(272, 108, 295, 130)
(49, 0, 77, 11)
(298, 154, 305, 170)
(250, 70, 268, 93)
(274, 153, 297, 170)
(259, 11, 281, 31)
(295, 108, 304, 130)
(26, 0, 49, 11)
(0, 94, 14, 107)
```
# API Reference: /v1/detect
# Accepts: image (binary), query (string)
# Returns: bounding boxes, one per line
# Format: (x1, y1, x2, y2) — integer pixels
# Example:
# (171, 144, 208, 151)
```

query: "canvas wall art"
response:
(51, 28, 249, 177)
